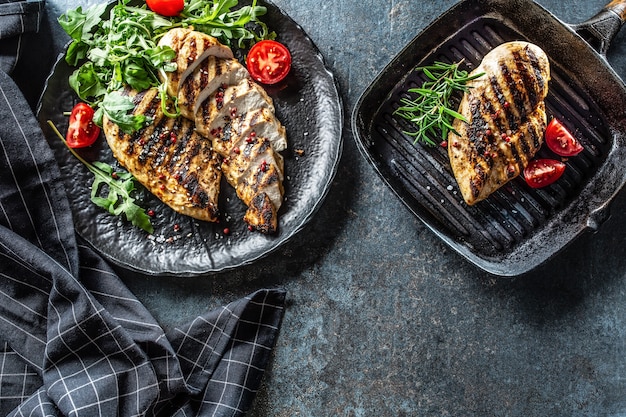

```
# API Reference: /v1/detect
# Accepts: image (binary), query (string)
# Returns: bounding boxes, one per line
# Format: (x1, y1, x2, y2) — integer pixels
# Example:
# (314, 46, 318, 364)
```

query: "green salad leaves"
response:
(58, 0, 273, 133)
(48, 121, 154, 233)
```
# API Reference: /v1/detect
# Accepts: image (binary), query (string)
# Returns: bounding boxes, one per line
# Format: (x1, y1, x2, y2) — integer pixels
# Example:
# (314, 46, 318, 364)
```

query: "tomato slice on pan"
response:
(66, 102, 100, 148)
(246, 40, 292, 84)
(523, 158, 566, 188)
(545, 118, 584, 157)
(146, 0, 184, 17)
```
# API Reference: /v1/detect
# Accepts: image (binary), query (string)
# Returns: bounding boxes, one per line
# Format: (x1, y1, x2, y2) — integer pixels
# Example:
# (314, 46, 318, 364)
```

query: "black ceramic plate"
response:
(37, 1, 342, 277)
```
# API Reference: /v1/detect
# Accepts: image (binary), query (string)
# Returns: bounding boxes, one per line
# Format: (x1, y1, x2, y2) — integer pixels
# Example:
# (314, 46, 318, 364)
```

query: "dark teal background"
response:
(26, 1, 626, 415)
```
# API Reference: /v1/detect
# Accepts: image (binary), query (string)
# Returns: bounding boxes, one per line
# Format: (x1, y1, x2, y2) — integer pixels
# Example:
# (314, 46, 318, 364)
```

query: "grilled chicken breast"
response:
(102, 87, 222, 222)
(158, 28, 234, 98)
(159, 28, 288, 233)
(448, 41, 550, 205)
(177, 56, 251, 120)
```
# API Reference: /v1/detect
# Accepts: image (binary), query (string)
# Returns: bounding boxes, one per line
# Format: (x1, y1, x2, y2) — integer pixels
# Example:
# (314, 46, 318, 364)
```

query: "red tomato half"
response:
(66, 102, 100, 148)
(545, 118, 583, 157)
(246, 40, 292, 84)
(146, 0, 184, 17)
(523, 158, 566, 189)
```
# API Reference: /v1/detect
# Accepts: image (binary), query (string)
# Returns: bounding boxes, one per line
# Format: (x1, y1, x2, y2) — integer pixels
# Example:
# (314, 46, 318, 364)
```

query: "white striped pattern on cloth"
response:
(0, 13, 286, 416)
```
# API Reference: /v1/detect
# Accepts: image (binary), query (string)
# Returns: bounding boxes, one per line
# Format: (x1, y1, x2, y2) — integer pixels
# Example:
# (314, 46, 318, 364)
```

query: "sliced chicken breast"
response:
(155, 28, 288, 233)
(195, 77, 275, 136)
(157, 28, 234, 97)
(207, 107, 287, 153)
(177, 56, 251, 120)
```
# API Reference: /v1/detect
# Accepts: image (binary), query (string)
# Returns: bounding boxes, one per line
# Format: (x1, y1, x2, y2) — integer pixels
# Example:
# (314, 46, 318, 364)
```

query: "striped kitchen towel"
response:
(0, 15, 286, 416)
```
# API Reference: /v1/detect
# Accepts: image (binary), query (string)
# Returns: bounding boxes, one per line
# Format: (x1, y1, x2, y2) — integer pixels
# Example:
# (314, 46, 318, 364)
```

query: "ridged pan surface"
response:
(37, 0, 343, 277)
(352, 0, 626, 276)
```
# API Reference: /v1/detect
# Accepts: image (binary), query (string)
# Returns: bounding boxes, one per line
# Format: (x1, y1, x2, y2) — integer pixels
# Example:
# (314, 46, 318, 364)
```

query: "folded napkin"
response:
(0, 0, 44, 74)
(0, 2, 286, 416)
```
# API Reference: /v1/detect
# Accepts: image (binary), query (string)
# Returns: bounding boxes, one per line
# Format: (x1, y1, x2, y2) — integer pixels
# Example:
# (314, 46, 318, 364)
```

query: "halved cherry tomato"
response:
(66, 102, 100, 148)
(523, 158, 566, 188)
(545, 118, 584, 157)
(146, 0, 184, 17)
(246, 40, 292, 85)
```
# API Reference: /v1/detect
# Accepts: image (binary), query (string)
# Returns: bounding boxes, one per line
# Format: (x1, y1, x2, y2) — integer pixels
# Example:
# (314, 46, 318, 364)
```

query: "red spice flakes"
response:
(111, 172, 119, 180)
(173, 223, 181, 232)
(170, 131, 177, 144)
(158, 174, 166, 181)
(260, 160, 268, 172)
(233, 146, 241, 154)
(223, 227, 230, 235)
(147, 209, 155, 217)
(506, 165, 516, 176)
(439, 141, 448, 148)
(229, 107, 238, 118)
(210, 126, 223, 138)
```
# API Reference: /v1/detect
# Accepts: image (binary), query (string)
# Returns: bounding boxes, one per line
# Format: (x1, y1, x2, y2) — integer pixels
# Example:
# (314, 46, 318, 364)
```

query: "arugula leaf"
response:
(69, 62, 108, 102)
(180, 0, 273, 48)
(91, 162, 153, 233)
(96, 91, 150, 134)
(47, 121, 154, 234)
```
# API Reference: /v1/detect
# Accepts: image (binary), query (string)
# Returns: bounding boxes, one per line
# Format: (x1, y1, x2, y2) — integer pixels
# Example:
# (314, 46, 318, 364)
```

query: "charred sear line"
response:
(215, 59, 224, 77)
(182, 172, 212, 210)
(529, 121, 543, 151)
(139, 117, 168, 165)
(517, 127, 531, 157)
(486, 74, 516, 131)
(468, 98, 486, 147)
(222, 123, 233, 142)
(526, 47, 546, 95)
(499, 60, 528, 124)
(167, 129, 191, 170)
(508, 133, 523, 166)
(513, 50, 539, 111)
(182, 84, 196, 106)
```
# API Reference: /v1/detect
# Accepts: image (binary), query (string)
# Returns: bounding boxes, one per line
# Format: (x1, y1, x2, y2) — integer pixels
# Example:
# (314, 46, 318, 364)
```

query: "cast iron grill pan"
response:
(352, 0, 626, 276)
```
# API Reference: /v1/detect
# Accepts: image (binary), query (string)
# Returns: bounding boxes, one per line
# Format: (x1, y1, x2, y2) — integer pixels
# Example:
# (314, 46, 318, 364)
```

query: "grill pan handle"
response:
(572, 0, 626, 55)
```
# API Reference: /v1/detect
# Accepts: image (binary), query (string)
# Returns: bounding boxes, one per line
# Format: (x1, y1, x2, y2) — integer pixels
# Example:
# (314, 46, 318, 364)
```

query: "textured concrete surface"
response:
(29, 0, 626, 415)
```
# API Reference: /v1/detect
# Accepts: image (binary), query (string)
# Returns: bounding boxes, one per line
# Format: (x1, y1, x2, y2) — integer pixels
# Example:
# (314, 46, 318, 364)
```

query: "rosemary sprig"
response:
(394, 61, 484, 146)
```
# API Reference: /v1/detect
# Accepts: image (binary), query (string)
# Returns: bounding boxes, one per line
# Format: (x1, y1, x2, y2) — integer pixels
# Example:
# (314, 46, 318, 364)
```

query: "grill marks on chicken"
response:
(448, 41, 550, 205)
(102, 88, 222, 223)
(159, 28, 234, 99)
(158, 28, 287, 233)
